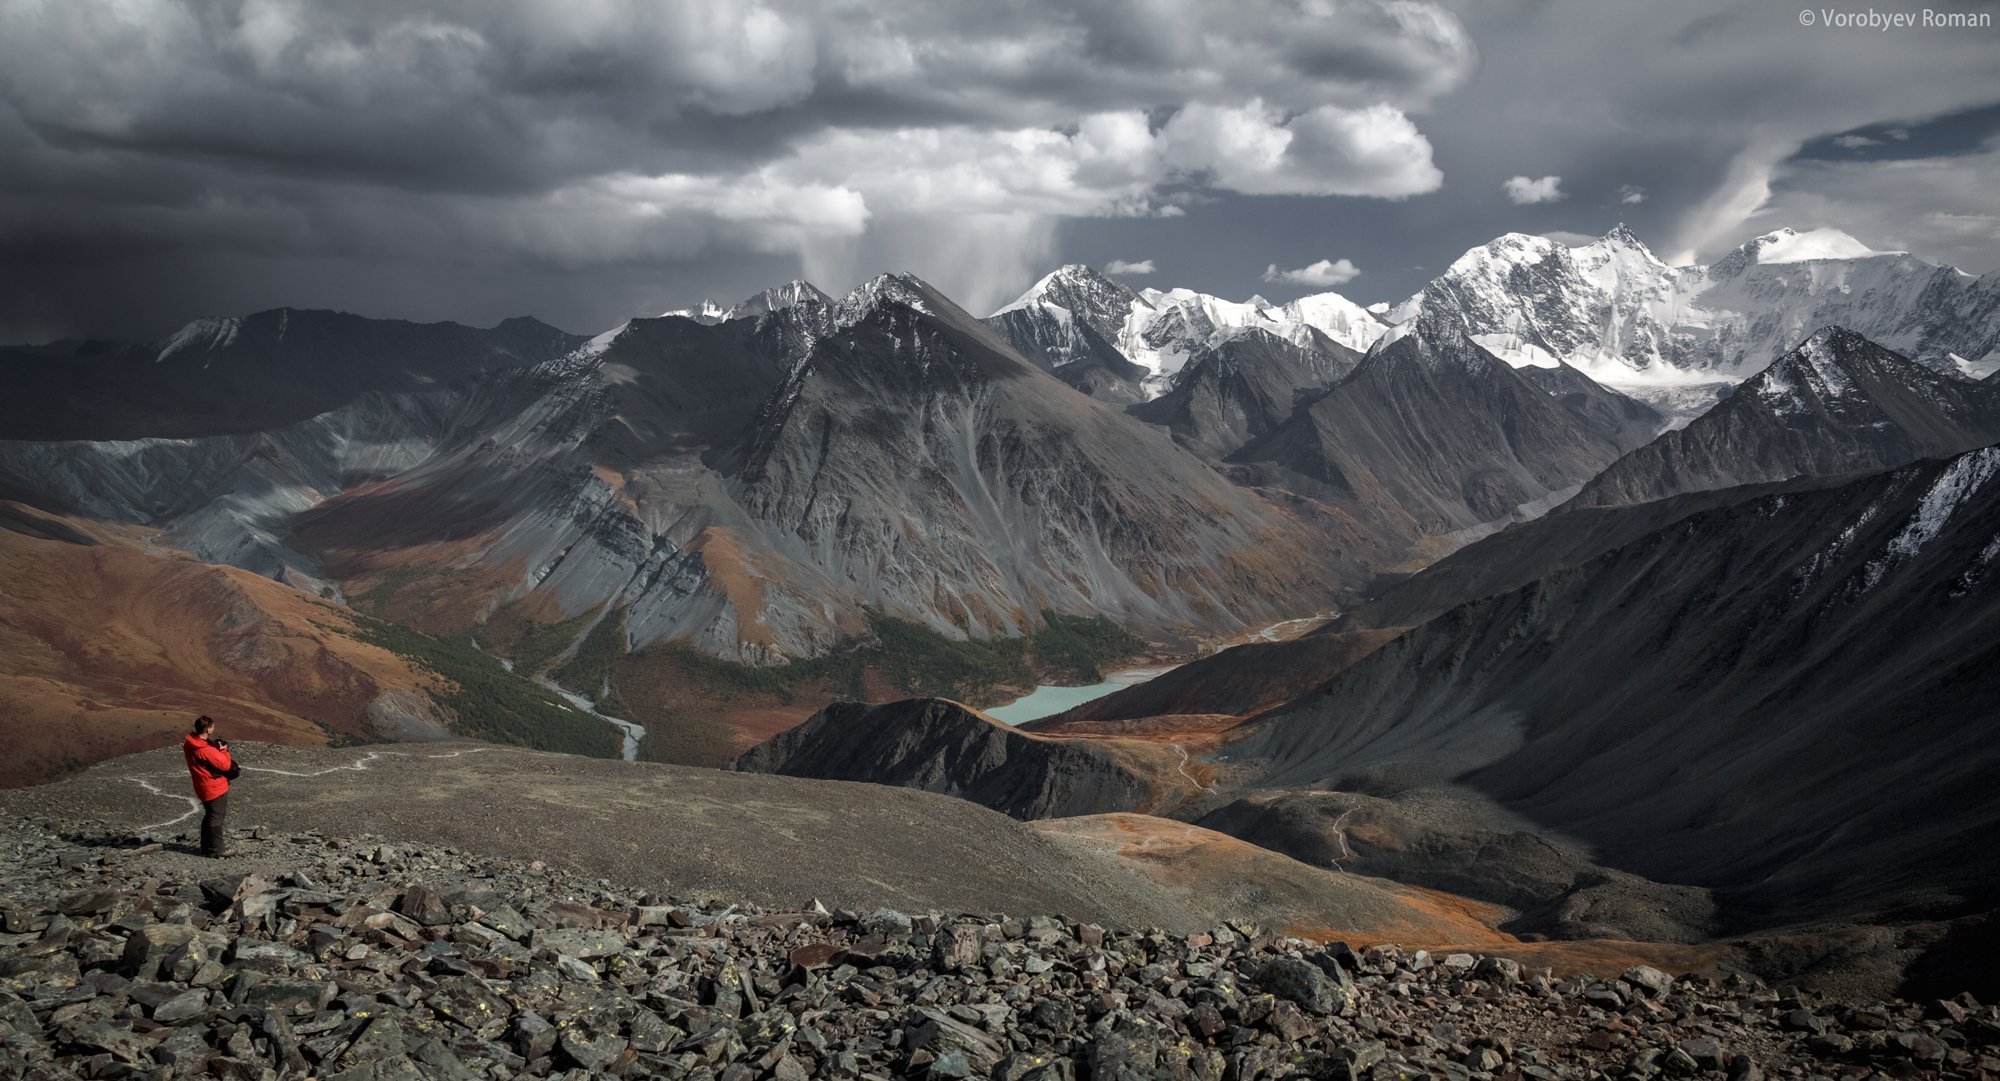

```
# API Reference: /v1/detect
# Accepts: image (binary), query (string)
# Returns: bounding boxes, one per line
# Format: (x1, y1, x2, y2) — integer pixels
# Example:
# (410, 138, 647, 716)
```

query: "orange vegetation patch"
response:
(1036, 813, 1505, 944)
(289, 478, 530, 636)
(0, 504, 439, 787)
(591, 463, 640, 515)
(1035, 814, 1731, 979)
(718, 705, 817, 752)
(687, 527, 774, 651)
(475, 594, 591, 665)
(1027, 711, 1246, 745)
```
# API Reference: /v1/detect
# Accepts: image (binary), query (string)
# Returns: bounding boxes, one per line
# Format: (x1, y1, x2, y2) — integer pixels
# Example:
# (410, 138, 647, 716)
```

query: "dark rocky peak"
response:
(1360, 307, 1507, 379)
(1747, 326, 1970, 417)
(824, 273, 1042, 383)
(665, 280, 835, 327)
(834, 272, 941, 329)
(1137, 301, 1217, 352)
(1130, 328, 1360, 459)
(734, 698, 1156, 820)
(995, 264, 1146, 338)
(736, 279, 833, 320)
(1564, 327, 2000, 510)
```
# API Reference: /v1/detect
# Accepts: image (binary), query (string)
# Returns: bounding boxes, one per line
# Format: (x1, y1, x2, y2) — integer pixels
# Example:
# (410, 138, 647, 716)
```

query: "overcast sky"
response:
(4, 0, 1999, 342)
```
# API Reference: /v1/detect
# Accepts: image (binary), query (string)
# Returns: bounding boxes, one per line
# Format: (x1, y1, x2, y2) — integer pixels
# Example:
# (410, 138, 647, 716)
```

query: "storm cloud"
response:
(0, 0, 1470, 339)
(1, 0, 1997, 342)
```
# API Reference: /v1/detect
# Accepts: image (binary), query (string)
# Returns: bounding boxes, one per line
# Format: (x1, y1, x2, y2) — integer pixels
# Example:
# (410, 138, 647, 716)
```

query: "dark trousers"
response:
(200, 793, 229, 856)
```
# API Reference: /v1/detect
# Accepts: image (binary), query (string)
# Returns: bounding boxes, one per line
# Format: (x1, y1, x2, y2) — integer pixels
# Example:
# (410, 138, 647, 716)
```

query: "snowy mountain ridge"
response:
(1387, 224, 2000, 417)
(989, 265, 1387, 398)
(976, 224, 1996, 414)
(662, 280, 832, 325)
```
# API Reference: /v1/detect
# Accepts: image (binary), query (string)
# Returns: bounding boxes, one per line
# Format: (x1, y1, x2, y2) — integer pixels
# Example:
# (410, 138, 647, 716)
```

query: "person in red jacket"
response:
(182, 715, 238, 857)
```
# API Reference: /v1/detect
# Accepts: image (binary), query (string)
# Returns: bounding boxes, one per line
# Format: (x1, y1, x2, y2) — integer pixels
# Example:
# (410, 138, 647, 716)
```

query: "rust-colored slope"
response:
(1033, 814, 1727, 977)
(0, 503, 441, 787)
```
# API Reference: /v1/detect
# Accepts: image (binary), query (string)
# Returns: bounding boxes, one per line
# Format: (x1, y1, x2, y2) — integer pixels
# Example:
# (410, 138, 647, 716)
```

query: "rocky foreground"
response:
(1, 818, 1992, 1081)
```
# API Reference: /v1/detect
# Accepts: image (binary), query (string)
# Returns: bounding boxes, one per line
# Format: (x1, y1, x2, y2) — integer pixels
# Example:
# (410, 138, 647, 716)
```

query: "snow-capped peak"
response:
(1112, 283, 1388, 394)
(1572, 223, 1667, 269)
(1282, 291, 1387, 347)
(1443, 232, 1565, 278)
(1373, 220, 1997, 424)
(1385, 232, 1567, 327)
(664, 280, 831, 325)
(736, 280, 831, 318)
(1746, 227, 1895, 265)
(991, 264, 1128, 317)
(156, 317, 242, 362)
(574, 320, 630, 361)
(835, 273, 934, 328)
(661, 299, 732, 324)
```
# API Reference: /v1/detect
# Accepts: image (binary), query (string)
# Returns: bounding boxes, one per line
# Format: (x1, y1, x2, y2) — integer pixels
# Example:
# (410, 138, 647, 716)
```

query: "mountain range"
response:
(6, 222, 2000, 995)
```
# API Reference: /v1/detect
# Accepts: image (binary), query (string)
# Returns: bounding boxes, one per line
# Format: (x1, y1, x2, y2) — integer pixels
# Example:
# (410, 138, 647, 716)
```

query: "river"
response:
(536, 677, 646, 762)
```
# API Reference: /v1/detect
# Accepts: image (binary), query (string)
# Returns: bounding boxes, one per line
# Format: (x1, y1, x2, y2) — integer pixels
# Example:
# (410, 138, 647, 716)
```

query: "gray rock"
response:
(511, 1009, 558, 1059)
(338, 1015, 411, 1067)
(530, 926, 624, 959)
(1678, 1037, 1725, 1070)
(1624, 965, 1675, 997)
(1256, 957, 1349, 1016)
(479, 904, 532, 941)
(559, 1027, 627, 1071)
(906, 1007, 1007, 1074)
(865, 907, 913, 935)
(150, 988, 207, 1023)
(197, 874, 269, 912)
(119, 922, 196, 980)
(1084, 1029, 1160, 1081)
(396, 885, 452, 927)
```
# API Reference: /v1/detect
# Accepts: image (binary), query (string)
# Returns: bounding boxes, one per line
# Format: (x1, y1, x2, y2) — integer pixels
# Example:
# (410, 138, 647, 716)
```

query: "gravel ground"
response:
(2, 815, 1993, 1079)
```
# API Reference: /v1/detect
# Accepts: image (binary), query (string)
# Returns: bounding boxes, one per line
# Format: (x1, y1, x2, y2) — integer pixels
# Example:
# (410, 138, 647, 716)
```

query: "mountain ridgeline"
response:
(9, 225, 2000, 995)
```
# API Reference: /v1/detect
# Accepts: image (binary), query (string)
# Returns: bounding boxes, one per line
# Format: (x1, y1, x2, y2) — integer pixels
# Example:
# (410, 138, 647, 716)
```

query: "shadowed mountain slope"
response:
(1129, 329, 1361, 459)
(1234, 447, 2000, 930)
(731, 698, 1188, 820)
(0, 309, 582, 441)
(1225, 315, 1632, 543)
(1567, 327, 2000, 510)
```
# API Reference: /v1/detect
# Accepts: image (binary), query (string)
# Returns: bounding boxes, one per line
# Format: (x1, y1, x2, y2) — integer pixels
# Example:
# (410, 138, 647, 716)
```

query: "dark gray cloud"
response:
(0, 0, 1996, 343)
(0, 0, 1476, 339)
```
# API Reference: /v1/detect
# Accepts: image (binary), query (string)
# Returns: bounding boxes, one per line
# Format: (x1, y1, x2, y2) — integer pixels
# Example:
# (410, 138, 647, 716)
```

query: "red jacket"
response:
(183, 734, 234, 802)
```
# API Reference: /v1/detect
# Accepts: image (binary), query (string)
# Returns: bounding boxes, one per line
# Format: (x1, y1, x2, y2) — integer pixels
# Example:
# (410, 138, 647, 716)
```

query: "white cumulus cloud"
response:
(1104, 258, 1155, 275)
(1503, 175, 1565, 205)
(1161, 101, 1443, 198)
(1619, 185, 1646, 205)
(1261, 258, 1361, 287)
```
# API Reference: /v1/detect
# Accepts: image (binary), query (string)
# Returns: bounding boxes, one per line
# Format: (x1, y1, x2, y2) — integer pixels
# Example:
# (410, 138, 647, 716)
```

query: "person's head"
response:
(192, 715, 215, 737)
